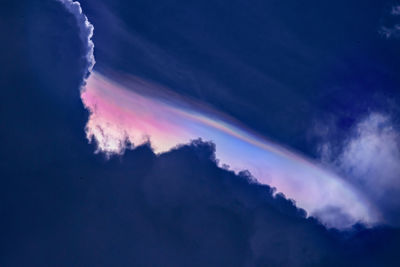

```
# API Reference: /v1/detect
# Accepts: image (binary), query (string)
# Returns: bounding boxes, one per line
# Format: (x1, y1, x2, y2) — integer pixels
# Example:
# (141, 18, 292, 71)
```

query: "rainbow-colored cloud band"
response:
(82, 71, 379, 228)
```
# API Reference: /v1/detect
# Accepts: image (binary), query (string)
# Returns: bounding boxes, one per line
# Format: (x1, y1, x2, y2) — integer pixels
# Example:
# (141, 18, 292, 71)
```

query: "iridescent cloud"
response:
(57, 0, 378, 229)
(81, 71, 380, 228)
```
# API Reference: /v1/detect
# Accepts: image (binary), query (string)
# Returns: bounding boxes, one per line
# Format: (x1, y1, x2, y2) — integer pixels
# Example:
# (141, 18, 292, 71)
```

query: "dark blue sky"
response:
(1, 0, 400, 265)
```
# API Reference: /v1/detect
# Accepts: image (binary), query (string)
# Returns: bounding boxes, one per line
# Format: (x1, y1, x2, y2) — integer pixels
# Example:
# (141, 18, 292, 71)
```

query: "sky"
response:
(1, 0, 400, 265)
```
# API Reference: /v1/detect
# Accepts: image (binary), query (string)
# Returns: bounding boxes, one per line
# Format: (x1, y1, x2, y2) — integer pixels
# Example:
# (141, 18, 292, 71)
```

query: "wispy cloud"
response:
(392, 5, 400, 15)
(320, 113, 400, 226)
(381, 25, 400, 39)
(381, 5, 400, 39)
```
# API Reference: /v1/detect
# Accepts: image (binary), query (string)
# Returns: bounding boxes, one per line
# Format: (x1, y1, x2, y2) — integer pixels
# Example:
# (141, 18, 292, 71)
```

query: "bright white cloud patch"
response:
(321, 113, 400, 226)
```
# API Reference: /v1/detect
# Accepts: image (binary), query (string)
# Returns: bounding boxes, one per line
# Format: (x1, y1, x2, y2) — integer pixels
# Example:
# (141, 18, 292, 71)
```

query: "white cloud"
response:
(320, 113, 400, 225)
(381, 5, 400, 39)
(56, 0, 95, 85)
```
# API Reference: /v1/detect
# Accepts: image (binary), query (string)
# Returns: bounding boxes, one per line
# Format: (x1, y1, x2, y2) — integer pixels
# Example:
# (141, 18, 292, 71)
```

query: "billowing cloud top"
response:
(56, 0, 95, 83)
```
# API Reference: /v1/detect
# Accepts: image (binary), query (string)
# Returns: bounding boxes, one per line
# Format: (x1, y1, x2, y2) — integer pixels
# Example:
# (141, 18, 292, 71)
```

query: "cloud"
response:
(381, 25, 400, 39)
(56, 0, 377, 229)
(81, 71, 378, 229)
(381, 5, 400, 39)
(56, 0, 95, 84)
(0, 1, 400, 265)
(320, 113, 400, 226)
(392, 5, 400, 16)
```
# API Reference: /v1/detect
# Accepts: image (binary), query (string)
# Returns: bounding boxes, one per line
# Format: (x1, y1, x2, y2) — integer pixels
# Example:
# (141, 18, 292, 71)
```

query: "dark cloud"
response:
(1, 0, 400, 266)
